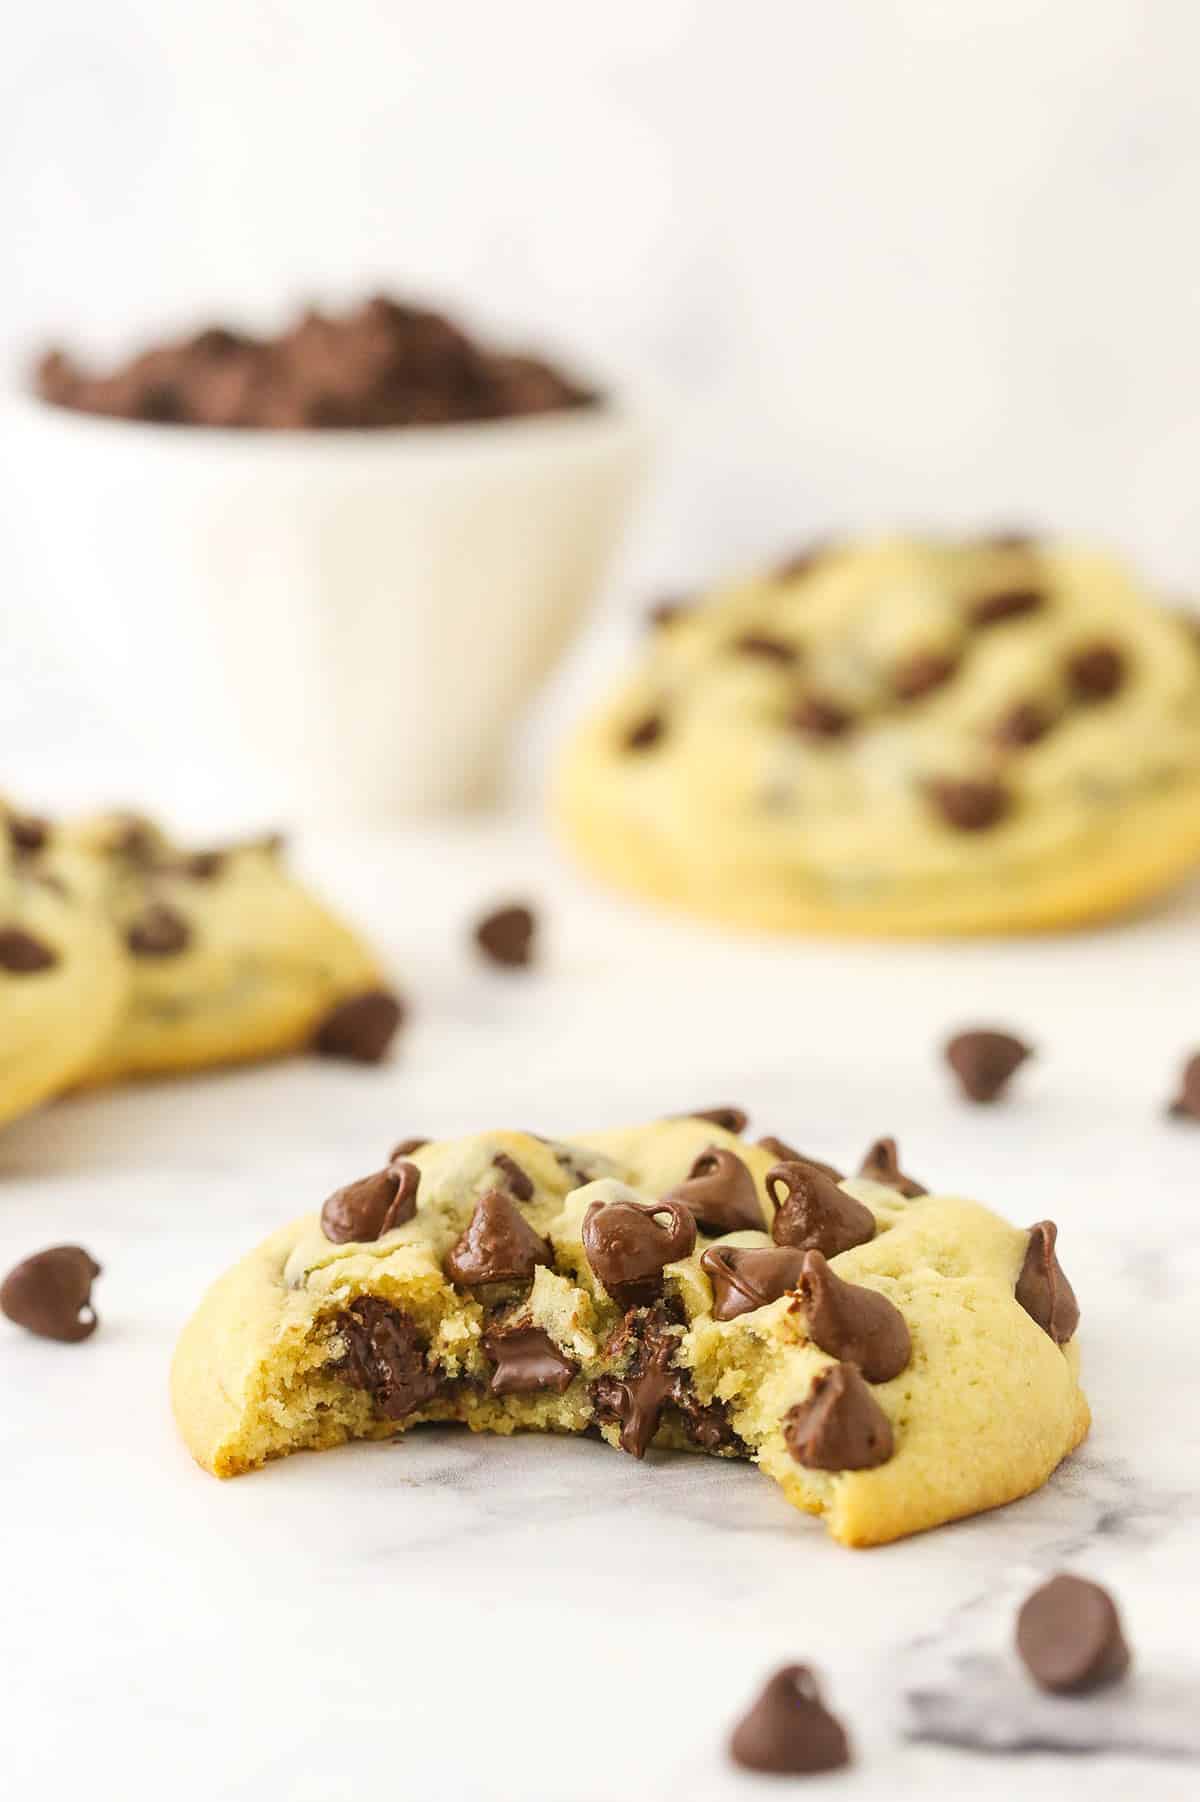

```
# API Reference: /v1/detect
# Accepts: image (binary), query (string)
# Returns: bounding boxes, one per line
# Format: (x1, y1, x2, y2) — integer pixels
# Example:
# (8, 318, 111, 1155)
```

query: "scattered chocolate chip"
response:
(0, 927, 58, 974)
(320, 1162, 420, 1244)
(783, 1362, 894, 1470)
(757, 1137, 843, 1182)
(492, 1151, 535, 1202)
(474, 903, 536, 969)
(927, 776, 1012, 831)
(796, 1251, 910, 1382)
(312, 988, 404, 1064)
(625, 713, 665, 752)
(1066, 642, 1127, 703)
(1167, 1053, 1200, 1120)
(1015, 1221, 1079, 1344)
(582, 1196, 696, 1309)
(993, 699, 1055, 747)
(1016, 1574, 1130, 1695)
(389, 1136, 429, 1160)
(336, 1297, 439, 1419)
(662, 1146, 764, 1234)
(733, 632, 798, 665)
(790, 694, 853, 739)
(589, 1314, 681, 1458)
(443, 1189, 551, 1287)
(945, 1028, 1033, 1103)
(968, 587, 1044, 627)
(8, 813, 50, 855)
(857, 1137, 926, 1197)
(482, 1324, 577, 1396)
(729, 1665, 852, 1776)
(700, 1244, 806, 1321)
(646, 596, 692, 630)
(0, 1246, 101, 1342)
(125, 902, 191, 958)
(767, 1162, 875, 1256)
(685, 1105, 749, 1135)
(891, 650, 959, 702)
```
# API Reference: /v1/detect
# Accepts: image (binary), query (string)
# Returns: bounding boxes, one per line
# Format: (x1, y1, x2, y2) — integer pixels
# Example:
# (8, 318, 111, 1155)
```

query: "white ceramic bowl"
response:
(4, 390, 649, 824)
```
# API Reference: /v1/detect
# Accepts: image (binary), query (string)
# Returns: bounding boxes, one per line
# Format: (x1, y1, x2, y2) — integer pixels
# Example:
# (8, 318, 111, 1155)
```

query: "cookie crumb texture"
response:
(556, 537, 1200, 934)
(171, 1119, 1089, 1546)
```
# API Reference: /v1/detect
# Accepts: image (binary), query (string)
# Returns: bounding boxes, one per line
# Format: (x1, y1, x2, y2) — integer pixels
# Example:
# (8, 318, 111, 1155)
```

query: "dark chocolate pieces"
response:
(625, 713, 666, 752)
(790, 694, 854, 740)
(945, 1028, 1033, 1103)
(1016, 1574, 1130, 1694)
(474, 903, 536, 969)
(767, 1161, 875, 1257)
(1167, 1052, 1200, 1120)
(756, 1137, 843, 1182)
(700, 1244, 806, 1321)
(784, 1363, 894, 1470)
(492, 1151, 534, 1202)
(582, 1196, 696, 1309)
(891, 649, 959, 703)
(336, 1297, 439, 1420)
(312, 988, 404, 1064)
(1016, 1221, 1079, 1344)
(857, 1137, 926, 1197)
(729, 1665, 851, 1776)
(796, 1252, 910, 1383)
(685, 1105, 749, 1135)
(320, 1162, 420, 1244)
(0, 927, 58, 973)
(589, 1313, 683, 1459)
(733, 632, 798, 665)
(1, 1245, 101, 1342)
(927, 776, 1012, 832)
(662, 1146, 764, 1234)
(994, 699, 1055, 748)
(1066, 642, 1126, 703)
(482, 1325, 577, 1396)
(443, 1189, 551, 1286)
(125, 902, 191, 957)
(8, 812, 50, 855)
(968, 586, 1044, 627)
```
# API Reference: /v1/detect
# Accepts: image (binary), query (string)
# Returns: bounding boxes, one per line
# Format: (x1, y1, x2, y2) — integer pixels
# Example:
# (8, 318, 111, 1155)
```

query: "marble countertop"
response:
(2, 823, 1198, 1802)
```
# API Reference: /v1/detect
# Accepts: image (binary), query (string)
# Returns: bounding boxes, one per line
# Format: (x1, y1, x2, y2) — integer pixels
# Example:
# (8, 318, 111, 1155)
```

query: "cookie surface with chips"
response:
(555, 537, 1200, 934)
(172, 1115, 1089, 1546)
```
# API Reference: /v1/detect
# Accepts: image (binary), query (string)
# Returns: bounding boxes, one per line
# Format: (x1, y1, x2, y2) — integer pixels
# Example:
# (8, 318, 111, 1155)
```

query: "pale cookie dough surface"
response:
(172, 1117, 1089, 1546)
(555, 537, 1200, 934)
(0, 805, 127, 1129)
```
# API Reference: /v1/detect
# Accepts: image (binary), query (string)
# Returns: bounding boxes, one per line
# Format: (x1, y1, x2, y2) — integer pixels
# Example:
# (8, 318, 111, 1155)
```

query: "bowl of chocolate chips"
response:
(11, 296, 647, 821)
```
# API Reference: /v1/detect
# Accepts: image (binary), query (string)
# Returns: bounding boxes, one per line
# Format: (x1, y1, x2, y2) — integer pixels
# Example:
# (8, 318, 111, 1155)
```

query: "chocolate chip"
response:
(474, 903, 536, 969)
(389, 1136, 429, 1159)
(482, 1324, 577, 1396)
(8, 813, 50, 855)
(107, 813, 160, 862)
(1016, 1574, 1130, 1695)
(589, 1314, 680, 1458)
(582, 1196, 696, 1309)
(796, 1251, 910, 1382)
(891, 650, 959, 702)
(993, 699, 1055, 747)
(767, 1162, 875, 1256)
(443, 1189, 551, 1286)
(0, 1246, 101, 1342)
(0, 927, 58, 974)
(733, 632, 798, 665)
(625, 713, 665, 752)
(662, 1146, 764, 1234)
(1067, 642, 1126, 703)
(968, 586, 1044, 626)
(492, 1151, 534, 1202)
(857, 1137, 926, 1197)
(700, 1244, 806, 1321)
(1015, 1221, 1079, 1344)
(927, 776, 1012, 831)
(320, 1162, 420, 1244)
(125, 902, 191, 958)
(790, 694, 853, 739)
(335, 1297, 439, 1419)
(646, 597, 692, 630)
(312, 988, 404, 1063)
(180, 850, 225, 880)
(1167, 1053, 1200, 1120)
(775, 543, 831, 582)
(756, 1137, 843, 1183)
(783, 1362, 894, 1470)
(685, 1105, 749, 1135)
(729, 1666, 852, 1775)
(945, 1028, 1033, 1103)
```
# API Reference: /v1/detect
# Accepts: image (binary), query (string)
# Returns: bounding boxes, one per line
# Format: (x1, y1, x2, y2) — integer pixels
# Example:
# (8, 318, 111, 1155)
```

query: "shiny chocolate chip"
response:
(582, 1196, 696, 1309)
(729, 1665, 852, 1776)
(700, 1244, 806, 1321)
(1067, 642, 1126, 703)
(783, 1362, 894, 1470)
(125, 901, 191, 958)
(336, 1297, 438, 1420)
(945, 1028, 1033, 1103)
(0, 927, 58, 974)
(968, 586, 1044, 626)
(492, 1151, 534, 1202)
(389, 1136, 429, 1160)
(767, 1162, 875, 1257)
(733, 632, 798, 665)
(756, 1137, 843, 1182)
(790, 694, 853, 739)
(625, 713, 665, 752)
(312, 988, 404, 1064)
(482, 1324, 577, 1396)
(1015, 1221, 1079, 1344)
(662, 1146, 764, 1234)
(857, 1137, 926, 1197)
(474, 903, 536, 969)
(891, 649, 959, 702)
(320, 1162, 420, 1244)
(443, 1189, 551, 1287)
(685, 1105, 749, 1135)
(927, 776, 1012, 832)
(0, 1245, 101, 1342)
(796, 1251, 911, 1382)
(589, 1317, 680, 1458)
(1167, 1052, 1200, 1120)
(993, 699, 1055, 748)
(1016, 1574, 1130, 1695)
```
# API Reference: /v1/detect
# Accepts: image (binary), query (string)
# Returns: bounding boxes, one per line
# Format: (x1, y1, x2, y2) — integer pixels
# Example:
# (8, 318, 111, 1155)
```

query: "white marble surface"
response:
(2, 823, 1199, 1801)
